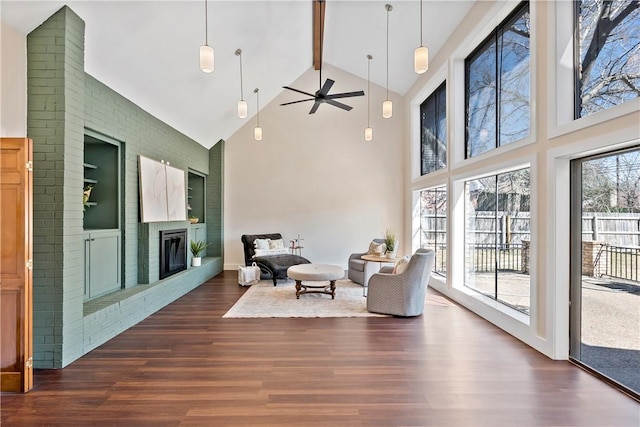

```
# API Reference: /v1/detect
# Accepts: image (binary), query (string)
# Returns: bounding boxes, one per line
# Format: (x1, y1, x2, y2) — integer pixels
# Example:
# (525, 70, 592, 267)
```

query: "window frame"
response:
(464, 1, 531, 159)
(420, 82, 447, 176)
(462, 166, 532, 315)
(419, 185, 448, 275)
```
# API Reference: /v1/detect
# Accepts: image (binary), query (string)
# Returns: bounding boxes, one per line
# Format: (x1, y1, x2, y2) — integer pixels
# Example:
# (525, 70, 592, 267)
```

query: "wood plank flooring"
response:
(2, 271, 639, 426)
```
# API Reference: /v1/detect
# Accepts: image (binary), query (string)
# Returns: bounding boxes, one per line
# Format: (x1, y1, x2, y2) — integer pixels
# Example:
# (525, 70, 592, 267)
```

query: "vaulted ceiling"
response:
(1, 1, 474, 148)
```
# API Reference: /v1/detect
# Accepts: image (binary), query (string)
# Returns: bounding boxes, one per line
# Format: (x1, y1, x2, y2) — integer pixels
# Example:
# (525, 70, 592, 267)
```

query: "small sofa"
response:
(241, 233, 311, 286)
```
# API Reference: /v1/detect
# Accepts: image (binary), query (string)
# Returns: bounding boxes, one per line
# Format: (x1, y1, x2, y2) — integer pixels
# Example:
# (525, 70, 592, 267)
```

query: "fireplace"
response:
(159, 229, 187, 279)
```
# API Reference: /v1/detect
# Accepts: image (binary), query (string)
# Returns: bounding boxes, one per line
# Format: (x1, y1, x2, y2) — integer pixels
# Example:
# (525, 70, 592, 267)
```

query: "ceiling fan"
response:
(280, 0, 364, 114)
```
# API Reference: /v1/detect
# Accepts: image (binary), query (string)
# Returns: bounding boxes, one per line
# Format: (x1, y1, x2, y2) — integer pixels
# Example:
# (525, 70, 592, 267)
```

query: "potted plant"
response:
(190, 240, 210, 266)
(188, 215, 199, 224)
(384, 229, 397, 258)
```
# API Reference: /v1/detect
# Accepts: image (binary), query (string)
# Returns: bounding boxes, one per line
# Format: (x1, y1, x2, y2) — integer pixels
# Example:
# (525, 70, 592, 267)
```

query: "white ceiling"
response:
(1, 1, 474, 148)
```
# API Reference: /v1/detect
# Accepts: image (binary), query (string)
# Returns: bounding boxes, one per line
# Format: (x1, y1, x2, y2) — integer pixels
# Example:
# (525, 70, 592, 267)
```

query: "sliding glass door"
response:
(569, 146, 640, 398)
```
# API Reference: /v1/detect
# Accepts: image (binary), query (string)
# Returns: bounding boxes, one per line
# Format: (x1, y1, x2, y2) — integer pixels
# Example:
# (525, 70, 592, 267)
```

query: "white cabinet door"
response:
(84, 230, 121, 300)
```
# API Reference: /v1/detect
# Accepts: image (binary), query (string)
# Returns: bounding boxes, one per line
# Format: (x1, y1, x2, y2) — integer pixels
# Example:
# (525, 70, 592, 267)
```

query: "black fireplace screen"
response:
(159, 229, 187, 279)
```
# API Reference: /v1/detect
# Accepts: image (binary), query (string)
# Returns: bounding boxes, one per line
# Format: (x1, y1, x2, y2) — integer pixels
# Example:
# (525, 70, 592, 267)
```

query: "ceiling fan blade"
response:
(280, 98, 315, 106)
(318, 79, 335, 96)
(325, 99, 352, 111)
(309, 100, 322, 114)
(283, 86, 316, 98)
(325, 91, 365, 99)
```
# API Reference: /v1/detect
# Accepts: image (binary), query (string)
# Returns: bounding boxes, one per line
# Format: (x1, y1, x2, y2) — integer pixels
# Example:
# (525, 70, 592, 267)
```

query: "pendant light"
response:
(382, 4, 393, 119)
(414, 0, 429, 74)
(235, 49, 247, 118)
(364, 54, 373, 142)
(199, 0, 214, 73)
(254, 88, 262, 141)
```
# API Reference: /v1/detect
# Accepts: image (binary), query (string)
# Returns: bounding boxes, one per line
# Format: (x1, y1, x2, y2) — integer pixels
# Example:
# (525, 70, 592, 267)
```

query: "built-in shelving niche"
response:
(83, 131, 121, 230)
(187, 170, 206, 224)
(83, 130, 122, 302)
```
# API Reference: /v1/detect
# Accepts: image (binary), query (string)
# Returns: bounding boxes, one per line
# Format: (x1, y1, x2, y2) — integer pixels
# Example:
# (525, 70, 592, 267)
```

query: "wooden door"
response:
(1, 138, 33, 393)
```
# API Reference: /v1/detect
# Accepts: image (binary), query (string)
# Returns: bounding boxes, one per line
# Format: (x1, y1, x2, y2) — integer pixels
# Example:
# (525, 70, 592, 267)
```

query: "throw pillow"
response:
(269, 238, 285, 249)
(368, 241, 386, 256)
(392, 256, 411, 274)
(254, 248, 289, 257)
(254, 238, 270, 250)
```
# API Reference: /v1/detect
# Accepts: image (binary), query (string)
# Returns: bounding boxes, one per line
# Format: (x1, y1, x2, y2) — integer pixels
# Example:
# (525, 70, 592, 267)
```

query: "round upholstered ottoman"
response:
(287, 264, 345, 299)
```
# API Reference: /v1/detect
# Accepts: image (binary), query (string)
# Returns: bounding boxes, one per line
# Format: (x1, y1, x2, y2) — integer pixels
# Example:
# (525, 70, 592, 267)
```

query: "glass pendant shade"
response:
(382, 100, 393, 119)
(414, 46, 429, 74)
(364, 127, 373, 142)
(200, 45, 214, 73)
(237, 100, 248, 118)
(254, 126, 263, 141)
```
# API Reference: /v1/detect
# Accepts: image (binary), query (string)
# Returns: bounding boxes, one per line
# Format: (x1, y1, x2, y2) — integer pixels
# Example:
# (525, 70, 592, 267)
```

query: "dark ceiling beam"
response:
(313, 0, 325, 70)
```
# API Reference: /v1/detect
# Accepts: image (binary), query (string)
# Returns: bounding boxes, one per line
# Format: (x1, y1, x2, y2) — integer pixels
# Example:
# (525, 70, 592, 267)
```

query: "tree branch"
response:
(581, 1, 640, 79)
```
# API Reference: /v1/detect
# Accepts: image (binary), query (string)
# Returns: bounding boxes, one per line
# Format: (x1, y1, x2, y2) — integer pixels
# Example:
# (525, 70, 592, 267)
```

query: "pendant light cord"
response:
(420, 0, 423, 46)
(239, 52, 244, 101)
(367, 55, 371, 127)
(254, 88, 260, 126)
(385, 4, 391, 100)
(204, 0, 209, 45)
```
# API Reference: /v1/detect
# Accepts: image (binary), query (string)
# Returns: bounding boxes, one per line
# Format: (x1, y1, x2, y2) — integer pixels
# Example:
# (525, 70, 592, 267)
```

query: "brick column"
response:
(521, 240, 530, 274)
(27, 6, 85, 368)
(582, 240, 607, 277)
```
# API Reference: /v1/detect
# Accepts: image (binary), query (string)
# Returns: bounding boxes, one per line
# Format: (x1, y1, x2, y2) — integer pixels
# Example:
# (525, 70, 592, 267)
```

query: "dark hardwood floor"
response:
(2, 271, 639, 426)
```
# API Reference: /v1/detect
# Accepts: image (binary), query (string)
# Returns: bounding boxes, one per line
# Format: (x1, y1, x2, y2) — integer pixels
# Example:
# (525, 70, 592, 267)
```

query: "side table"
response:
(361, 254, 398, 296)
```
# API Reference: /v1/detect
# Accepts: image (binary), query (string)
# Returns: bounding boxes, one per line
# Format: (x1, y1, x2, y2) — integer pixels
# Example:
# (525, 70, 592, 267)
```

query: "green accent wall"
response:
(26, 6, 223, 368)
(207, 141, 224, 258)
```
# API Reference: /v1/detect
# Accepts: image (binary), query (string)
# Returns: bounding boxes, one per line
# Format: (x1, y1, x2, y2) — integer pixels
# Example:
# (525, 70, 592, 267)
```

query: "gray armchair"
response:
(366, 248, 435, 317)
(348, 238, 385, 285)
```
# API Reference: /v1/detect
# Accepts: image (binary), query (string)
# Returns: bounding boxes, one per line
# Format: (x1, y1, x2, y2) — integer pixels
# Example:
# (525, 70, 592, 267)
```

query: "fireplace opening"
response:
(160, 229, 187, 279)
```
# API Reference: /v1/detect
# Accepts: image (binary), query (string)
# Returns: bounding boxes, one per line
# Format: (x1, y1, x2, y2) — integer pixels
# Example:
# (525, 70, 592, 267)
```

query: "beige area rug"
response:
(222, 279, 455, 318)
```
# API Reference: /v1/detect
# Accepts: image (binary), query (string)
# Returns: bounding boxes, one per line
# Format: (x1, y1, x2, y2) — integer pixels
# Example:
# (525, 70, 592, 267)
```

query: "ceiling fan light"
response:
(200, 45, 214, 73)
(364, 127, 373, 142)
(382, 100, 393, 119)
(237, 100, 248, 118)
(254, 126, 263, 141)
(414, 46, 429, 74)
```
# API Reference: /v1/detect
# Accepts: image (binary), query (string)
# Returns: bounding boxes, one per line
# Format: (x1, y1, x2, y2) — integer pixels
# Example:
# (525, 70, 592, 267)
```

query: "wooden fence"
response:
(421, 212, 640, 281)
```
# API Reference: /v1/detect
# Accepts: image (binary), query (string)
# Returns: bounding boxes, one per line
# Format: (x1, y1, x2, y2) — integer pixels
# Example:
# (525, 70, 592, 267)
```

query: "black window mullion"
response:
(494, 174, 500, 300)
(573, 0, 583, 119)
(420, 102, 425, 175)
(434, 90, 439, 169)
(496, 30, 502, 150)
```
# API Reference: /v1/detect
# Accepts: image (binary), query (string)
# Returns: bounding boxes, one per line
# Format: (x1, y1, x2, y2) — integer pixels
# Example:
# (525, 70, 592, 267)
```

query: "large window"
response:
(576, 0, 640, 118)
(464, 167, 531, 314)
(420, 82, 446, 175)
(465, 2, 530, 158)
(419, 186, 447, 275)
